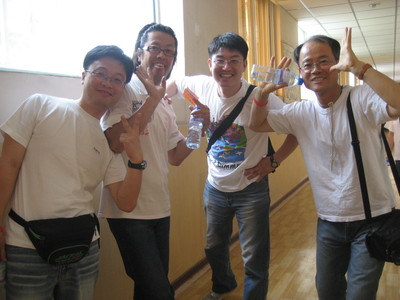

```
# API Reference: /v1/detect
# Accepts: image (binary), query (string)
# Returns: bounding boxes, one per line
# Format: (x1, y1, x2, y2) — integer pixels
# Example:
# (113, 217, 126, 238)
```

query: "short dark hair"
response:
(133, 23, 178, 79)
(83, 45, 134, 83)
(294, 35, 341, 65)
(208, 32, 248, 60)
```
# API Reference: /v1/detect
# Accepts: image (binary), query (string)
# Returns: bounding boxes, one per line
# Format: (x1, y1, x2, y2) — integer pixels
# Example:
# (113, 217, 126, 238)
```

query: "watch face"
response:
(270, 156, 279, 168)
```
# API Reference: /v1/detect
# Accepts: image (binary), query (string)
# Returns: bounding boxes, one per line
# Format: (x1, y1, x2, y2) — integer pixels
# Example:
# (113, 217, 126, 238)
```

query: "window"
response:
(0, 0, 155, 76)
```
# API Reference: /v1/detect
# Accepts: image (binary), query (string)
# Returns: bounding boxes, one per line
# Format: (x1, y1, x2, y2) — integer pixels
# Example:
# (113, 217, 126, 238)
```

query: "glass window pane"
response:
(0, 0, 155, 76)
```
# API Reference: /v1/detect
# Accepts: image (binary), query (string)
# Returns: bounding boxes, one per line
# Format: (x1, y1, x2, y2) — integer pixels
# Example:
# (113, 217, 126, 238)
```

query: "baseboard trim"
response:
(172, 177, 309, 291)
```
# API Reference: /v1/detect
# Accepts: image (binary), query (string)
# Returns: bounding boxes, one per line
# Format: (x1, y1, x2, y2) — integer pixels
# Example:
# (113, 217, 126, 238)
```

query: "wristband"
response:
(0, 227, 4, 233)
(253, 97, 267, 107)
(357, 63, 372, 80)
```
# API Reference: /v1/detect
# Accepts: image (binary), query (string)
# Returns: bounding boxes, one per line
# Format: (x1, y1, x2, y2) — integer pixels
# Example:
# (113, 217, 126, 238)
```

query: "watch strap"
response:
(128, 160, 147, 170)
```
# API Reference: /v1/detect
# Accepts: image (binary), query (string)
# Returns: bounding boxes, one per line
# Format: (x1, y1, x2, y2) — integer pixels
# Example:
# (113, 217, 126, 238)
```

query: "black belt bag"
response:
(9, 209, 99, 265)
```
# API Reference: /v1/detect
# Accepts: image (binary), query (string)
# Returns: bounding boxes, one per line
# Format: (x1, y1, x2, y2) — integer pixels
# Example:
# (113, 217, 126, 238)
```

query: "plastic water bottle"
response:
(251, 64, 303, 87)
(186, 106, 203, 149)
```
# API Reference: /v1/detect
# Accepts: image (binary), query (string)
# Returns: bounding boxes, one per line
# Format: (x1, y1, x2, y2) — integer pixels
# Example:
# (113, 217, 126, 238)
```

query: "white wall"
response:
(0, 71, 82, 142)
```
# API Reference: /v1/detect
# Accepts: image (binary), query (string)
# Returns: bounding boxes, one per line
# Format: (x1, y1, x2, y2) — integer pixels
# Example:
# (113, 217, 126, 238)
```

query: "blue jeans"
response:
(0, 261, 5, 300)
(316, 218, 386, 300)
(107, 217, 174, 300)
(204, 179, 270, 300)
(5, 241, 99, 300)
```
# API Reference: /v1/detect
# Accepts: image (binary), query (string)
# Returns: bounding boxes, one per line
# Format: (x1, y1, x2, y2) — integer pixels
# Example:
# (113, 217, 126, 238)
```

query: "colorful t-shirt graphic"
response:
(208, 120, 247, 169)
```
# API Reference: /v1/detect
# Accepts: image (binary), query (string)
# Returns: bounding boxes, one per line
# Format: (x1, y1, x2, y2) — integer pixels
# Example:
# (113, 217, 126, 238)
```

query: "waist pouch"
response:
(9, 209, 99, 265)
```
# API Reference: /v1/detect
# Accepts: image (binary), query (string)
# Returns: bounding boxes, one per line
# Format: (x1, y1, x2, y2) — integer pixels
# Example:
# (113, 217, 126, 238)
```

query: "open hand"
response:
(255, 56, 290, 104)
(330, 27, 359, 73)
(244, 156, 275, 182)
(136, 65, 166, 102)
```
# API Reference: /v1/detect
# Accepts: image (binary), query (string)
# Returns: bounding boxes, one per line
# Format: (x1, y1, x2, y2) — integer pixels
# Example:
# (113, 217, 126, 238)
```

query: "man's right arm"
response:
(166, 79, 178, 98)
(106, 79, 166, 154)
(105, 94, 162, 153)
(0, 134, 26, 261)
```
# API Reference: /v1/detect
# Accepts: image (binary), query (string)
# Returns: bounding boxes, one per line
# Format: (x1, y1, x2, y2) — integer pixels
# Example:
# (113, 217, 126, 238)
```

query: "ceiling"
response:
(276, 0, 399, 82)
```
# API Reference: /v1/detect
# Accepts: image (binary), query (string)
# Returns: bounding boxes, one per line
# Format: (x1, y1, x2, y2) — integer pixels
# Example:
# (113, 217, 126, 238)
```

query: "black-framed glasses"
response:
(213, 59, 243, 67)
(145, 46, 176, 57)
(85, 70, 125, 88)
(300, 59, 335, 72)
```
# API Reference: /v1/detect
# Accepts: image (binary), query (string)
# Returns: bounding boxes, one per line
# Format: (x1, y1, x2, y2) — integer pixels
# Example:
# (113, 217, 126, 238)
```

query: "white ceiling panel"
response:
(276, 0, 399, 81)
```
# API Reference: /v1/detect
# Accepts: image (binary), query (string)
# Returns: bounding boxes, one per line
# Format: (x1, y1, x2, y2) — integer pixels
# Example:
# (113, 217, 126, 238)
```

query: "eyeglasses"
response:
(300, 59, 335, 72)
(145, 46, 176, 57)
(213, 59, 243, 67)
(85, 70, 125, 88)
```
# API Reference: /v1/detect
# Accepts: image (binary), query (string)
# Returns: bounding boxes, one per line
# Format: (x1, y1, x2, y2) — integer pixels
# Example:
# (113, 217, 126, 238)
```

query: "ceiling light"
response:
(369, 2, 380, 8)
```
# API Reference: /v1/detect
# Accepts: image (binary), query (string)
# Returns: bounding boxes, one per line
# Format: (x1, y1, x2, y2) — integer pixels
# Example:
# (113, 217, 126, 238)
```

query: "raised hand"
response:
(136, 65, 166, 102)
(255, 56, 291, 105)
(119, 114, 143, 163)
(330, 27, 360, 73)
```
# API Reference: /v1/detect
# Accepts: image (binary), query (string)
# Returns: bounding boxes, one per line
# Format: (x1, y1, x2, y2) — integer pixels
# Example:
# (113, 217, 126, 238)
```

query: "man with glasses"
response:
(99, 23, 210, 300)
(249, 28, 400, 300)
(167, 32, 297, 300)
(0, 45, 143, 300)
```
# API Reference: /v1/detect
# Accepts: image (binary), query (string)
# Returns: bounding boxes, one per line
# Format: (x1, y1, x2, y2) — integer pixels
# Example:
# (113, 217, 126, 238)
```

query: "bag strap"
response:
(8, 209, 27, 228)
(8, 208, 100, 233)
(346, 92, 372, 220)
(205, 85, 256, 153)
(381, 124, 400, 194)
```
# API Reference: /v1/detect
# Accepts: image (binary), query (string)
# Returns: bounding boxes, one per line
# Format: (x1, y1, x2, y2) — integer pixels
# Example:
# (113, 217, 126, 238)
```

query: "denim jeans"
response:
(107, 217, 174, 300)
(204, 179, 270, 300)
(5, 241, 99, 300)
(316, 218, 386, 300)
(0, 261, 5, 300)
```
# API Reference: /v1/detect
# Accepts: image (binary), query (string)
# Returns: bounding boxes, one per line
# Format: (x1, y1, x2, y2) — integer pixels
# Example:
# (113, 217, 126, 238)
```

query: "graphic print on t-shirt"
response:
(208, 120, 247, 169)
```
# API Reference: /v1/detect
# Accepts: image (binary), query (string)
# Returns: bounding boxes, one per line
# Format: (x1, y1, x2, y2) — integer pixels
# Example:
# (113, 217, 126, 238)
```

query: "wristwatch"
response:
(269, 155, 280, 169)
(128, 160, 147, 170)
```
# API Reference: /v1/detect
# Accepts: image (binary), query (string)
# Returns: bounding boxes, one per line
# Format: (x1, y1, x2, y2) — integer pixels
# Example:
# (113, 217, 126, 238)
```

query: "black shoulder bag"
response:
(9, 209, 99, 265)
(347, 92, 400, 265)
(205, 85, 274, 155)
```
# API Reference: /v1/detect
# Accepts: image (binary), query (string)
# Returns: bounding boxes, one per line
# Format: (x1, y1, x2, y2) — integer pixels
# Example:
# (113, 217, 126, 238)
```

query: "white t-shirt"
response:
(0, 94, 125, 248)
(385, 120, 400, 160)
(268, 85, 396, 222)
(175, 76, 285, 192)
(99, 76, 184, 219)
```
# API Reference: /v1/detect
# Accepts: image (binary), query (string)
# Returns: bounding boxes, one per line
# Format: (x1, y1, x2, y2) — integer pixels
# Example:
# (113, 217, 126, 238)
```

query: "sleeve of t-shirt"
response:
(0, 94, 43, 148)
(103, 153, 127, 186)
(267, 92, 285, 110)
(385, 120, 395, 132)
(101, 85, 136, 131)
(174, 75, 210, 98)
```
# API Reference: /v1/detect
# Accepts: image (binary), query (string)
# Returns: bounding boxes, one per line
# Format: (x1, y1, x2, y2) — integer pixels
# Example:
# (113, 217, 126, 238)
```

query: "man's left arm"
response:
(0, 134, 26, 261)
(244, 134, 298, 181)
(331, 27, 400, 117)
(167, 138, 193, 166)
